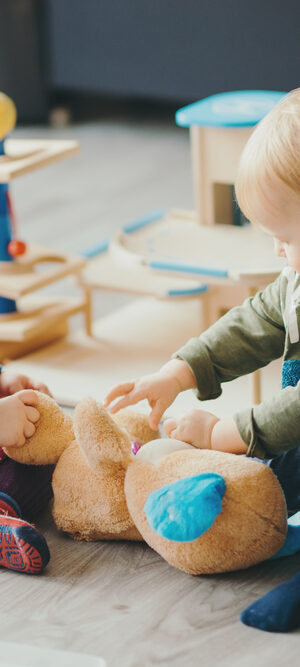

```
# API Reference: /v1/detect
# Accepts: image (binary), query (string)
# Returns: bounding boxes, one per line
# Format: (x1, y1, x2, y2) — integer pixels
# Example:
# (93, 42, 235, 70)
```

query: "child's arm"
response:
(164, 409, 247, 454)
(211, 418, 247, 454)
(174, 275, 286, 403)
(0, 390, 40, 448)
(104, 358, 197, 430)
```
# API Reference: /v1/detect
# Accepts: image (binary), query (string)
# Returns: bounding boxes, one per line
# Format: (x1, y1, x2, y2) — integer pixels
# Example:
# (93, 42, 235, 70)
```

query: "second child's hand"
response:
(104, 375, 179, 431)
(104, 360, 197, 431)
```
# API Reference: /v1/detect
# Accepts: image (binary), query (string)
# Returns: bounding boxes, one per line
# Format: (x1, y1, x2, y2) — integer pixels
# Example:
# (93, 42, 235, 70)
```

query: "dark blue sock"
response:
(241, 570, 300, 632)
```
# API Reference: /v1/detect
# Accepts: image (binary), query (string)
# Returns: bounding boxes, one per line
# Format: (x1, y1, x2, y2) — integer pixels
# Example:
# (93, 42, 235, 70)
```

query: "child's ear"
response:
(74, 398, 133, 470)
(4, 392, 74, 465)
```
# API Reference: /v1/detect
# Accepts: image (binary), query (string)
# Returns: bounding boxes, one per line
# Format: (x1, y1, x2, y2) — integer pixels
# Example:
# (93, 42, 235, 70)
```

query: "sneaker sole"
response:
(0, 525, 50, 574)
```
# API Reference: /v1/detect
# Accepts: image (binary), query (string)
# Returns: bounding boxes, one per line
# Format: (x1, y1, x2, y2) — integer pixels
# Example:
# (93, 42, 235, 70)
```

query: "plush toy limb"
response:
(74, 399, 133, 469)
(144, 473, 226, 542)
(240, 571, 300, 632)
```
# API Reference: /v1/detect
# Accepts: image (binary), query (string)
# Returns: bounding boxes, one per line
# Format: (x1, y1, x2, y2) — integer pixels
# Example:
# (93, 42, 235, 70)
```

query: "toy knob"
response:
(7, 240, 27, 258)
(0, 92, 17, 140)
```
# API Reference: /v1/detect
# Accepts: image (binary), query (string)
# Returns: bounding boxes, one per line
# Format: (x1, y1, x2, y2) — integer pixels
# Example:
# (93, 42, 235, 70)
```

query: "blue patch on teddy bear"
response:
(144, 472, 226, 542)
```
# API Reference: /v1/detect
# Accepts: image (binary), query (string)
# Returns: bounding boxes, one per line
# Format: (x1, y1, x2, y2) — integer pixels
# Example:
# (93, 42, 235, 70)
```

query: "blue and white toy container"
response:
(175, 90, 286, 225)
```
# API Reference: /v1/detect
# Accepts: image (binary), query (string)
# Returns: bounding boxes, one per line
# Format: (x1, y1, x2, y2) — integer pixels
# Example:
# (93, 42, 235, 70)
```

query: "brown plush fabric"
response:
(125, 449, 287, 574)
(74, 399, 133, 470)
(113, 409, 159, 444)
(52, 400, 157, 541)
(52, 441, 141, 541)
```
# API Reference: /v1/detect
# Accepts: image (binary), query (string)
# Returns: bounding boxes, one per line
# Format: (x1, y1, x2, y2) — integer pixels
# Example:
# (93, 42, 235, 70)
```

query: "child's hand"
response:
(0, 369, 51, 398)
(104, 359, 197, 431)
(164, 408, 219, 449)
(0, 390, 40, 448)
(104, 372, 181, 431)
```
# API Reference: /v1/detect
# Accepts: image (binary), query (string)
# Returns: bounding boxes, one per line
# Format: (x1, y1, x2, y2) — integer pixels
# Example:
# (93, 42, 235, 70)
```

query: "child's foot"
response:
(0, 492, 22, 518)
(240, 571, 300, 632)
(0, 513, 50, 574)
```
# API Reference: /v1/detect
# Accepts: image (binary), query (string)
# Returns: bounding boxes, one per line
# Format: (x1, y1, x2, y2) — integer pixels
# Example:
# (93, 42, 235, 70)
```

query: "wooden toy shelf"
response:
(0, 244, 86, 299)
(0, 138, 79, 182)
(0, 133, 89, 360)
(0, 243, 88, 360)
(0, 295, 87, 342)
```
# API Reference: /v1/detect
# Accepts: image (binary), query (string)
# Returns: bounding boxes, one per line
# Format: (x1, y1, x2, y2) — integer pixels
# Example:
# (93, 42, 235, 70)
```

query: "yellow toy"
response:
(4, 391, 290, 575)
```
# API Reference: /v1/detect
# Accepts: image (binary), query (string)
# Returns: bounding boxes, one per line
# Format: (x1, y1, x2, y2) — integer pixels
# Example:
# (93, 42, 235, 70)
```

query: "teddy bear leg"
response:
(240, 570, 300, 632)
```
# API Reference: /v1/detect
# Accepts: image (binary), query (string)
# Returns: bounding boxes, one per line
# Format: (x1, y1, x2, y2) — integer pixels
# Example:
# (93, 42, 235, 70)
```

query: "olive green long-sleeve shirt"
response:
(174, 267, 300, 460)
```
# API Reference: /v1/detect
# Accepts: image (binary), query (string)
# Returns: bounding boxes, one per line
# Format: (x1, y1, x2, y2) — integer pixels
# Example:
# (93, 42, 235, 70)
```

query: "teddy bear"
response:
(5, 391, 289, 574)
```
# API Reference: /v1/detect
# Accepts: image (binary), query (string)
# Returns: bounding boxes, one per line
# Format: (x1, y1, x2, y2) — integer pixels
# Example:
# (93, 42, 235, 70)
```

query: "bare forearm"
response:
(160, 359, 197, 392)
(211, 418, 247, 454)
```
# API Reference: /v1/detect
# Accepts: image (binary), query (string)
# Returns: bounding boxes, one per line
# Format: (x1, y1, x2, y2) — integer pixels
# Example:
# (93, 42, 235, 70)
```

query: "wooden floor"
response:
(1, 108, 300, 665)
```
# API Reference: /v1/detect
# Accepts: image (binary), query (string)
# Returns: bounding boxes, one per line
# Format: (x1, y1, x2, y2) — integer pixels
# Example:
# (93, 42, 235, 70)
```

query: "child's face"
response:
(254, 183, 300, 274)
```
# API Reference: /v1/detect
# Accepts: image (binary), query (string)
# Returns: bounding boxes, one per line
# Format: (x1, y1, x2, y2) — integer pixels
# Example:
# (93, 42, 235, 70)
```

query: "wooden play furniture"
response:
(0, 92, 89, 360)
(80, 206, 285, 403)
(81, 91, 286, 403)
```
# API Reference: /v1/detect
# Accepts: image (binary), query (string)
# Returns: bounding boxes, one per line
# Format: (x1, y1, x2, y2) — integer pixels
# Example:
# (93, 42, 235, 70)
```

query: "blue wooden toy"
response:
(175, 90, 286, 225)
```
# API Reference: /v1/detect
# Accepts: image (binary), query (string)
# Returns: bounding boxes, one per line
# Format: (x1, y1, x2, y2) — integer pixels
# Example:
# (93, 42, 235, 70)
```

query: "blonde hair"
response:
(235, 89, 300, 221)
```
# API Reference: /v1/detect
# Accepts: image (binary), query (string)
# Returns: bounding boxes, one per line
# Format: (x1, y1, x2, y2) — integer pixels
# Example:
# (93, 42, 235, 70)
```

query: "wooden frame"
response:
(0, 138, 79, 182)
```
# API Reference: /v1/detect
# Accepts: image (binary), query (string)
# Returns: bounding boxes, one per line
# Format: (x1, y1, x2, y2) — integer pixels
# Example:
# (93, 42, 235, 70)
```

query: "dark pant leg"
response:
(0, 459, 54, 522)
(267, 447, 300, 516)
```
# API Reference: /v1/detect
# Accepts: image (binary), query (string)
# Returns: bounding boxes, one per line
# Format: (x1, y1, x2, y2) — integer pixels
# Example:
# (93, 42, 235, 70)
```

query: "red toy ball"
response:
(7, 239, 27, 257)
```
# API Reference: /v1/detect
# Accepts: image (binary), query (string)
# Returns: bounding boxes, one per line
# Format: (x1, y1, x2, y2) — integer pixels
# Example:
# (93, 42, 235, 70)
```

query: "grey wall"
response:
(47, 0, 300, 102)
(0, 0, 47, 122)
(0, 0, 299, 122)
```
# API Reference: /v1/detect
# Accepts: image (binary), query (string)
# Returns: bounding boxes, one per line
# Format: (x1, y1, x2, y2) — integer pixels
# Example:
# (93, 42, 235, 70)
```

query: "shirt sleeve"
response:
(173, 275, 285, 401)
(234, 381, 300, 459)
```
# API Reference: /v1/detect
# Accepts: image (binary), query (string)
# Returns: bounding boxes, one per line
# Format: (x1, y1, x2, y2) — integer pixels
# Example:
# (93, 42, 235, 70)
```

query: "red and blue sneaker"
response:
(0, 493, 50, 574)
(0, 492, 22, 519)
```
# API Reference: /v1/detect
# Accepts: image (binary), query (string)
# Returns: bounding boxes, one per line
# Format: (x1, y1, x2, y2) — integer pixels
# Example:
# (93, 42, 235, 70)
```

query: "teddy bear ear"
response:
(73, 398, 133, 471)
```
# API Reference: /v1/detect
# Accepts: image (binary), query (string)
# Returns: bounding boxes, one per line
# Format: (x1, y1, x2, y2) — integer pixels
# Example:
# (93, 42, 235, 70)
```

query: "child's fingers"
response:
(108, 394, 138, 414)
(169, 426, 186, 441)
(17, 389, 38, 406)
(23, 420, 36, 439)
(25, 405, 40, 423)
(164, 418, 177, 437)
(149, 400, 165, 431)
(32, 381, 52, 397)
(104, 382, 135, 407)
